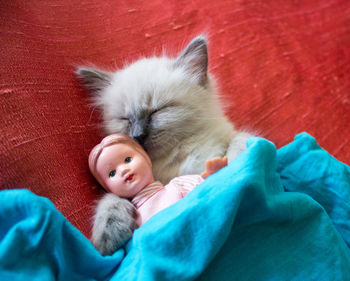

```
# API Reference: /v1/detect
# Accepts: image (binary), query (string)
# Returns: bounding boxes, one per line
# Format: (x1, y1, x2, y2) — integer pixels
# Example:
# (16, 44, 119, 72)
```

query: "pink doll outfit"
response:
(131, 175, 204, 226)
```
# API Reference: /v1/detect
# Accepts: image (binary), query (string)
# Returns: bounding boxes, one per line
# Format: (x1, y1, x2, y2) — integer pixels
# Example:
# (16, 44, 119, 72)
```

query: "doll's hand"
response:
(201, 156, 228, 179)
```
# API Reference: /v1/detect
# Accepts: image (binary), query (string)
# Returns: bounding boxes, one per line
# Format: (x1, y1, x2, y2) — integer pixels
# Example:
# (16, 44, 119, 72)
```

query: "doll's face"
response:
(95, 143, 154, 198)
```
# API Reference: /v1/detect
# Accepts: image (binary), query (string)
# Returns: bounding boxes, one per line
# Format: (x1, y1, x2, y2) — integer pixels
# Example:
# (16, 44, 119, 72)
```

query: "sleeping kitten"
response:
(78, 35, 251, 183)
(77, 35, 252, 254)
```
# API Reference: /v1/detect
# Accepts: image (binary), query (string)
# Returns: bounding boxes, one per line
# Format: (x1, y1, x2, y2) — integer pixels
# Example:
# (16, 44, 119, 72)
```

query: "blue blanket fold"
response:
(1, 133, 349, 280)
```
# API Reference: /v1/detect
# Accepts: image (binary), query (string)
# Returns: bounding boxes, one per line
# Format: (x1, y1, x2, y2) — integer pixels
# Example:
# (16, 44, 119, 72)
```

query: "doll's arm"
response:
(201, 156, 228, 179)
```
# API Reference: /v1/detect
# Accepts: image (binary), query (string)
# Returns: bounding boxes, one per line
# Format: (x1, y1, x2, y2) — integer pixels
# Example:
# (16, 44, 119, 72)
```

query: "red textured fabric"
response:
(1, 0, 349, 238)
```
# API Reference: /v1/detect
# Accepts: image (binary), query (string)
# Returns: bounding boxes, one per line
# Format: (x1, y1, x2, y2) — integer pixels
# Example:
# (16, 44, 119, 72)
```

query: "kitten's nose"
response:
(133, 134, 147, 146)
(130, 119, 148, 146)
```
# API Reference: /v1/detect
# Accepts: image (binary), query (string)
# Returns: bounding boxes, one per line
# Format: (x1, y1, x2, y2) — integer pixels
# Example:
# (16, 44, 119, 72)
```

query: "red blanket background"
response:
(1, 0, 349, 238)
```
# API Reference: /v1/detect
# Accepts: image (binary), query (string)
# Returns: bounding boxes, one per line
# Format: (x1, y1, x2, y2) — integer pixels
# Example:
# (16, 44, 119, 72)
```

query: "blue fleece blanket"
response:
(1, 133, 350, 280)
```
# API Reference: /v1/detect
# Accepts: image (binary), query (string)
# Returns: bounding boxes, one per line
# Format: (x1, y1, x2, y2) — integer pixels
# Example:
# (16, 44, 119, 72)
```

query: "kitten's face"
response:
(77, 36, 213, 158)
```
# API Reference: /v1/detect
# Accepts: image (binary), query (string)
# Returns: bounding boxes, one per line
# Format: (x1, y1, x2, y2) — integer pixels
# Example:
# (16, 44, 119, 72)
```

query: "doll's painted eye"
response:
(124, 157, 132, 163)
(109, 170, 116, 178)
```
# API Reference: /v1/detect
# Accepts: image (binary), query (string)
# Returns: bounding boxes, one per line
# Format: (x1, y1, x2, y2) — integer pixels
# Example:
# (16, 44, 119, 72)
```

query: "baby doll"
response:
(89, 134, 227, 254)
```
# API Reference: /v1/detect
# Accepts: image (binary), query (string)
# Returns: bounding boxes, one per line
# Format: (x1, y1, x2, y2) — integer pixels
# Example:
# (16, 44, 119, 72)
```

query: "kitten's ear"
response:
(76, 67, 112, 92)
(175, 35, 208, 86)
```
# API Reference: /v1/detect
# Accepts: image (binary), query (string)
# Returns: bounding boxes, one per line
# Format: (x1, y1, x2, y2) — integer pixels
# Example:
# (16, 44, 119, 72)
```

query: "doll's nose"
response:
(118, 166, 129, 177)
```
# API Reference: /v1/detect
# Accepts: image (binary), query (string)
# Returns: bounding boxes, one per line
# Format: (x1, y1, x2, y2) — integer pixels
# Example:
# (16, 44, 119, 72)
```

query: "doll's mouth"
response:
(125, 174, 134, 182)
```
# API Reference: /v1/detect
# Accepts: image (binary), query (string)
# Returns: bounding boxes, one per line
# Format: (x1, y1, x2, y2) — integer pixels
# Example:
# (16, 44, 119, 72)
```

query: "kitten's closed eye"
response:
(150, 103, 177, 116)
(150, 109, 159, 116)
(117, 105, 170, 122)
(118, 117, 130, 124)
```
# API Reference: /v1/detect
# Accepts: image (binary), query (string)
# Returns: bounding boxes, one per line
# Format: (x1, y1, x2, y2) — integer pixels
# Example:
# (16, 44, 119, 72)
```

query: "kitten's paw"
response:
(92, 193, 137, 255)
